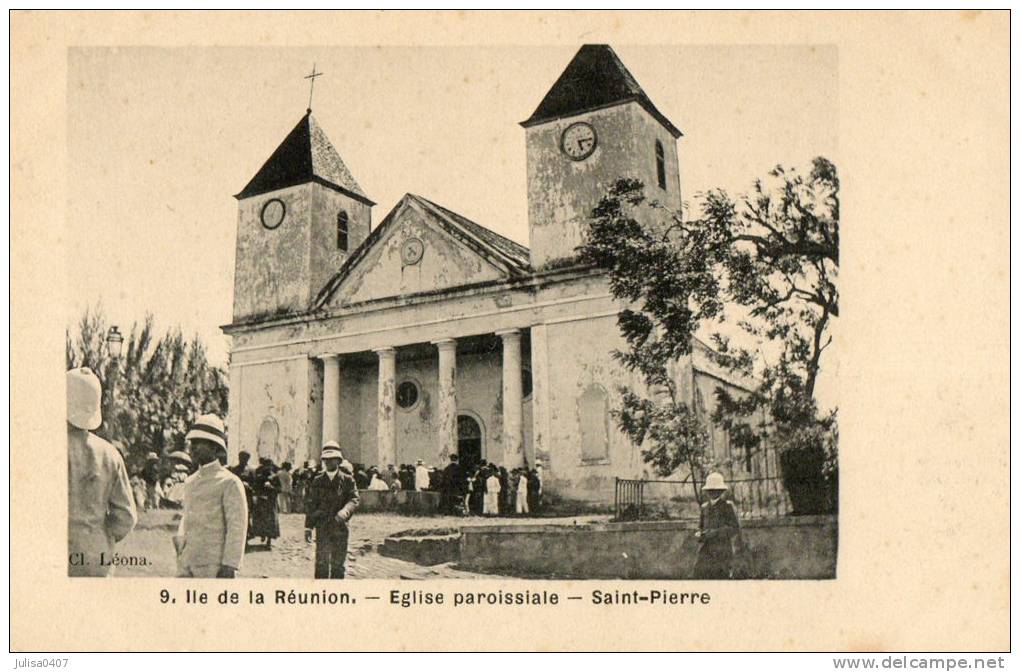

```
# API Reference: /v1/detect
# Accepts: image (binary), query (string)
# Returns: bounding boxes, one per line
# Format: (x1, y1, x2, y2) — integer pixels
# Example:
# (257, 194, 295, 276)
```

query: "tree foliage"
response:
(578, 157, 839, 513)
(65, 305, 229, 471)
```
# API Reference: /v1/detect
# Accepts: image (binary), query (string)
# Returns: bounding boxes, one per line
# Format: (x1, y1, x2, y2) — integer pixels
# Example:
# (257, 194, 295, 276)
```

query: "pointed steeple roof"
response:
(521, 44, 681, 138)
(236, 111, 374, 204)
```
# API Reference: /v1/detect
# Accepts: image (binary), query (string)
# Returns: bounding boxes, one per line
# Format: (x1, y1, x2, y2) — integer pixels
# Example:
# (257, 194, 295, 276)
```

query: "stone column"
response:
(374, 347, 397, 469)
(320, 354, 340, 451)
(529, 324, 550, 471)
(497, 329, 524, 468)
(433, 339, 457, 462)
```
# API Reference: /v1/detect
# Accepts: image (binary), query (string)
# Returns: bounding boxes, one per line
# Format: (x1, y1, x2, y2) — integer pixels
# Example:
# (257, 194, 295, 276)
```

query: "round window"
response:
(396, 380, 420, 410)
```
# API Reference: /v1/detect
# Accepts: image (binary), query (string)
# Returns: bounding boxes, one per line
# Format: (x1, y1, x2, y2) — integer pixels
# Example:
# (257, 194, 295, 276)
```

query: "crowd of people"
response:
(206, 453, 546, 521)
(434, 454, 543, 517)
(69, 364, 741, 581)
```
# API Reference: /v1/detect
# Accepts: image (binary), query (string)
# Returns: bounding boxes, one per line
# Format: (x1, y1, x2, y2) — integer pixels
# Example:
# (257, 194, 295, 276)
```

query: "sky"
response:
(66, 44, 838, 403)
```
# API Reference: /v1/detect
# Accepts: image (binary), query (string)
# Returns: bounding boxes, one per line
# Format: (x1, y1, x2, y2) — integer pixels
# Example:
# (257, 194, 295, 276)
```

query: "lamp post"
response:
(106, 326, 124, 438)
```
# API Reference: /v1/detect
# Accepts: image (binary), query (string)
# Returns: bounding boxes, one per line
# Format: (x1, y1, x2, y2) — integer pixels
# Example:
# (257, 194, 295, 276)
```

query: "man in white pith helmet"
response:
(175, 414, 248, 578)
(693, 471, 741, 579)
(67, 367, 137, 576)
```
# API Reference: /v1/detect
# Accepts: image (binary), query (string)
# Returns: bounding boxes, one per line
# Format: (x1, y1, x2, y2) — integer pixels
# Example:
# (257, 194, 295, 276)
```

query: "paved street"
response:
(115, 510, 608, 579)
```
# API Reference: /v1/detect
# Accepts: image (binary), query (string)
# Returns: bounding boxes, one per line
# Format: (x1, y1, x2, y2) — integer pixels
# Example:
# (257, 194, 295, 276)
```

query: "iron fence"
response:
(614, 474, 795, 521)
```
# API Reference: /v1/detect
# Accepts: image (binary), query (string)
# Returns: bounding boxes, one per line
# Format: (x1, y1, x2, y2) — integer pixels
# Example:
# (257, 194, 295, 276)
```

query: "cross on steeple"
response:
(305, 64, 323, 113)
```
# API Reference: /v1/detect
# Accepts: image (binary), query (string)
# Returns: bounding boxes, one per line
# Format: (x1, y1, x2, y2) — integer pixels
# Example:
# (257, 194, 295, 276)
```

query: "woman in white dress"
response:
(483, 468, 501, 516)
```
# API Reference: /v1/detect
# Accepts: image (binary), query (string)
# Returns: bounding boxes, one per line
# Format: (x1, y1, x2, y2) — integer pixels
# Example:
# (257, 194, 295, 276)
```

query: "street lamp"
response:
(106, 326, 124, 359)
(106, 326, 124, 437)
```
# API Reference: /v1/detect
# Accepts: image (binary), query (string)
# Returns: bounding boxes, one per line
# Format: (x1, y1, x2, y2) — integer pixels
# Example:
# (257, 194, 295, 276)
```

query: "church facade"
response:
(223, 45, 766, 503)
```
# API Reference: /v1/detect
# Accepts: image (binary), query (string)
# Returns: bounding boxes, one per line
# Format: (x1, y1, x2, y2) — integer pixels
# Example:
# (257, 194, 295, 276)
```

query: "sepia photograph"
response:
(63, 42, 838, 581)
(11, 9, 1009, 653)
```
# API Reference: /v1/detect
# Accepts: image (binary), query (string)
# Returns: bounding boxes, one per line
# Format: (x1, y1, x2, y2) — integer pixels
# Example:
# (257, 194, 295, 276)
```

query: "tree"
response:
(65, 304, 229, 471)
(577, 157, 839, 514)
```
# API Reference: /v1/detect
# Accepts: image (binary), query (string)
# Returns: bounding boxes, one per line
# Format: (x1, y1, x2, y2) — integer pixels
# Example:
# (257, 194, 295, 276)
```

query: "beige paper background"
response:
(10, 10, 1009, 651)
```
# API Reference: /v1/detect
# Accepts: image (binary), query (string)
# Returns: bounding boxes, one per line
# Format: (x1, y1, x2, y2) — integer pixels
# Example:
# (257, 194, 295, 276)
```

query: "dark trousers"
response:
(314, 524, 349, 579)
(692, 543, 733, 579)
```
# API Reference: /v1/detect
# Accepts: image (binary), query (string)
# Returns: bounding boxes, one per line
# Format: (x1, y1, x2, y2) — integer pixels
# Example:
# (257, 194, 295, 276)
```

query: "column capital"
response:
(317, 353, 339, 362)
(372, 346, 396, 357)
(495, 328, 521, 339)
(432, 338, 457, 350)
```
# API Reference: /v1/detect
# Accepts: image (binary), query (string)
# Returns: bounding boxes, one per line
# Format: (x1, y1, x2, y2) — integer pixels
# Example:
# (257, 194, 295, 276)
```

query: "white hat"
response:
(704, 472, 728, 491)
(185, 414, 227, 450)
(321, 441, 342, 460)
(67, 367, 102, 430)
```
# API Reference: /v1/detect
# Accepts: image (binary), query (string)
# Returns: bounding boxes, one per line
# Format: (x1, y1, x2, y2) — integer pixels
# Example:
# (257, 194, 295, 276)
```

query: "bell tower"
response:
(521, 45, 683, 269)
(232, 111, 374, 322)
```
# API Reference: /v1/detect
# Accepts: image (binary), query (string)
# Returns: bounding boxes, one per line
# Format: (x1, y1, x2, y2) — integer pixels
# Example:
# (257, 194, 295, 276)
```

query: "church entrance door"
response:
(457, 415, 482, 472)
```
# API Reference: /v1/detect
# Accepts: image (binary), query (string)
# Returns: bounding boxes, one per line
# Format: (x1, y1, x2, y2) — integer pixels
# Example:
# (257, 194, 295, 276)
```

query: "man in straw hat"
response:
(304, 441, 359, 579)
(174, 414, 248, 578)
(693, 471, 742, 579)
(67, 367, 137, 576)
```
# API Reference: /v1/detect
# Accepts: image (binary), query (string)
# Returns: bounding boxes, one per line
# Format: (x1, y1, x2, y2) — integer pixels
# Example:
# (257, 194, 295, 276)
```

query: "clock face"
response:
(261, 198, 286, 230)
(561, 122, 597, 161)
(401, 237, 425, 265)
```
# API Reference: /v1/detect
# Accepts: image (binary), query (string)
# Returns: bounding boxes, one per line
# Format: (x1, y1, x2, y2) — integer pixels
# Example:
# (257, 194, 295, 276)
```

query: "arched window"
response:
(256, 416, 280, 463)
(655, 140, 667, 190)
(336, 211, 349, 251)
(578, 384, 610, 463)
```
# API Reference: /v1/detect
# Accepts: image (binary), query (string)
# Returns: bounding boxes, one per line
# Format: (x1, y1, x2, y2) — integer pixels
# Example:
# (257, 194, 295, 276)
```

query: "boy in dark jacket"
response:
(304, 442, 359, 579)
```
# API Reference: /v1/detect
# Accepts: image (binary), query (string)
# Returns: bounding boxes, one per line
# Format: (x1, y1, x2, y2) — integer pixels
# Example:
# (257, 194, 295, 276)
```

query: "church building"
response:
(223, 45, 763, 503)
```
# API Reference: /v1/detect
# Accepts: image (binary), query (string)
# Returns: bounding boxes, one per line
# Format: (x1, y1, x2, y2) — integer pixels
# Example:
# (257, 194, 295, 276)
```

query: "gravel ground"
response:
(112, 510, 609, 579)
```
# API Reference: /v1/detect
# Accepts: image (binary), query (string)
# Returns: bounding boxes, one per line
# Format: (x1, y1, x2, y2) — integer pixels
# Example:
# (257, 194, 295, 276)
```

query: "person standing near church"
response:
(414, 459, 430, 491)
(142, 452, 161, 511)
(230, 450, 255, 527)
(693, 472, 742, 579)
(483, 467, 501, 516)
(440, 454, 464, 514)
(527, 465, 542, 514)
(251, 457, 281, 548)
(304, 442, 359, 579)
(174, 414, 248, 578)
(276, 461, 293, 513)
(515, 468, 530, 515)
(67, 367, 137, 576)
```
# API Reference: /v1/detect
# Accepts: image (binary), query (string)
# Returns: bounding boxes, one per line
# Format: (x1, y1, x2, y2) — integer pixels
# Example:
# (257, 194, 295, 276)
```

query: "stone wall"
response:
(538, 312, 647, 501)
(525, 101, 682, 269)
(227, 356, 316, 467)
(358, 490, 441, 515)
(459, 515, 837, 579)
(233, 184, 313, 322)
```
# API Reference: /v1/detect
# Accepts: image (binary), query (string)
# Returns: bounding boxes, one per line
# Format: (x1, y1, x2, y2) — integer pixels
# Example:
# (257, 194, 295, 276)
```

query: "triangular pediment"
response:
(315, 194, 530, 309)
